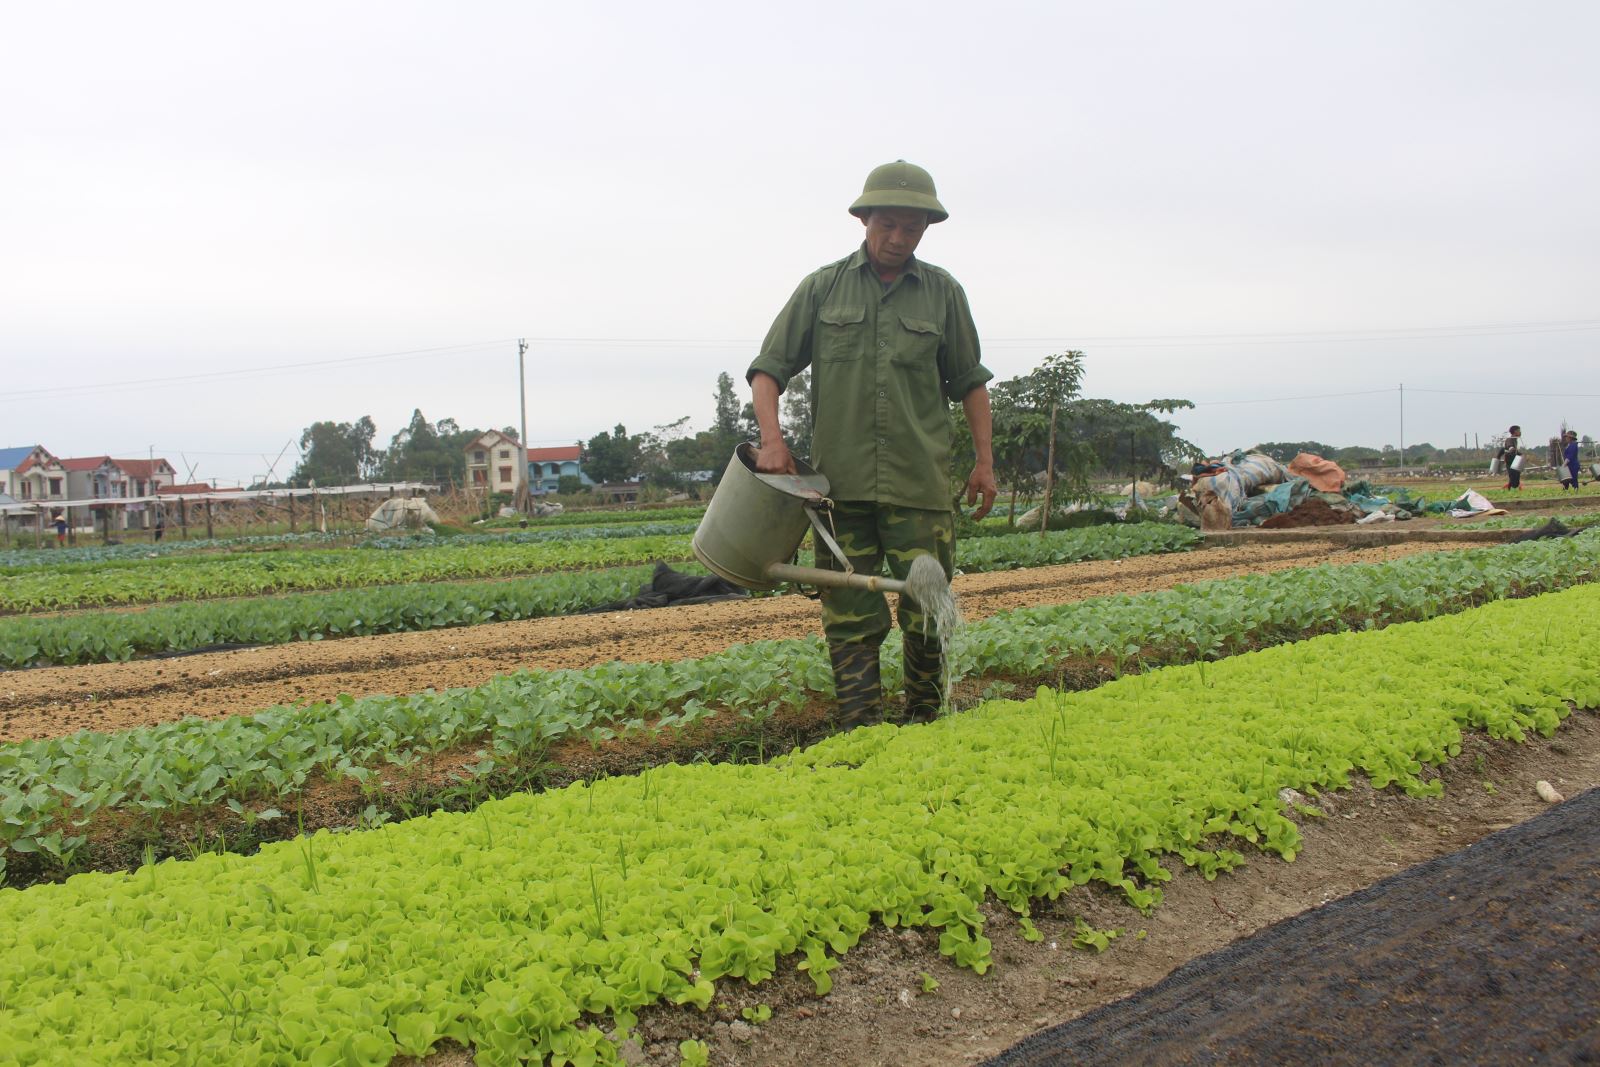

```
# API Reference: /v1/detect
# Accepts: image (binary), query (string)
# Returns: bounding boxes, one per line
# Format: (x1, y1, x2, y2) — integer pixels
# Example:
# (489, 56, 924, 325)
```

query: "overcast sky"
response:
(3, 1, 1597, 486)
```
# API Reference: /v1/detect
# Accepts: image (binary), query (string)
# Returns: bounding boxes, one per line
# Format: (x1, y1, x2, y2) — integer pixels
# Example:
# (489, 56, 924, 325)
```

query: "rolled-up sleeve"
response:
(747, 277, 817, 392)
(938, 281, 992, 402)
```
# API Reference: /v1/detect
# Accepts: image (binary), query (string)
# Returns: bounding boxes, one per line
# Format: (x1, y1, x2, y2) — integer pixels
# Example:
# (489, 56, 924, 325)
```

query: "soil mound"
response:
(1260, 496, 1357, 529)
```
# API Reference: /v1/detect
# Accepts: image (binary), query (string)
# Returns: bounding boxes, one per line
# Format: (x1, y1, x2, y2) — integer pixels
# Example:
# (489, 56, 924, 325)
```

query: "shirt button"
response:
(878, 340, 886, 348)
(878, 390, 886, 398)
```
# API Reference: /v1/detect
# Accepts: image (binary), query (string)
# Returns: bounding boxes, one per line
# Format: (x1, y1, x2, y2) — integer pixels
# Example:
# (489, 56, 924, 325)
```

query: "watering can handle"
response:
(802, 496, 853, 576)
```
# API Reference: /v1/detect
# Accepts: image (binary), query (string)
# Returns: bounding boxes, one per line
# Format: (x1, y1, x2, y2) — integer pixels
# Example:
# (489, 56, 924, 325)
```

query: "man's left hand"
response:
(964, 463, 998, 520)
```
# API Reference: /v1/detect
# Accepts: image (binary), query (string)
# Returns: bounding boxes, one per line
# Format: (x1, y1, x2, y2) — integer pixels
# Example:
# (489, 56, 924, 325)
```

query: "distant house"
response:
(60, 457, 123, 528)
(115, 458, 176, 499)
(59, 456, 176, 529)
(463, 430, 525, 495)
(113, 458, 176, 529)
(526, 445, 592, 494)
(0, 445, 67, 510)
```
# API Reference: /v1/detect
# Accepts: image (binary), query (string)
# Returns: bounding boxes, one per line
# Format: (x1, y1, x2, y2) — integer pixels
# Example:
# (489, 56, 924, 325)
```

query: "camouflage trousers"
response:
(815, 501, 955, 647)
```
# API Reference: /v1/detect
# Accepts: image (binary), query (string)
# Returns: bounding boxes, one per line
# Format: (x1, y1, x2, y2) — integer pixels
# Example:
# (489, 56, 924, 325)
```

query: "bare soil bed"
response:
(989, 784, 1600, 1066)
(2, 539, 1492, 742)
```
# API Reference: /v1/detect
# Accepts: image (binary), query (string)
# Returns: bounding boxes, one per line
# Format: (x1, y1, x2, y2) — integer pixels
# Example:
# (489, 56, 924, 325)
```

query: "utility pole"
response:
(1398, 383, 1404, 467)
(517, 338, 530, 512)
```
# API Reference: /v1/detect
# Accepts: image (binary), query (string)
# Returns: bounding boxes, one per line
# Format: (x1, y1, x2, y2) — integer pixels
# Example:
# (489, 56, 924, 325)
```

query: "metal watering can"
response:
(692, 443, 915, 594)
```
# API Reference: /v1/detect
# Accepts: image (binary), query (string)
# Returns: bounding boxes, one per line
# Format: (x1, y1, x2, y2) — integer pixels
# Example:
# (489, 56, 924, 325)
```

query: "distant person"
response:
(1499, 425, 1522, 490)
(1560, 431, 1580, 490)
(154, 508, 167, 541)
(53, 512, 67, 547)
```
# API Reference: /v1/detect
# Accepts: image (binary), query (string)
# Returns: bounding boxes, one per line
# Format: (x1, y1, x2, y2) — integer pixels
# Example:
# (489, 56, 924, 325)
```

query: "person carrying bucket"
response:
(746, 160, 997, 730)
(1560, 430, 1580, 490)
(1499, 425, 1523, 490)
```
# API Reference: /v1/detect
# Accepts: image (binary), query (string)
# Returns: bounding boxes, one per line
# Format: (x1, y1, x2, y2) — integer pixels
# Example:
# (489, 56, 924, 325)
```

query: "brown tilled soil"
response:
(407, 710, 1600, 1067)
(2, 539, 1493, 742)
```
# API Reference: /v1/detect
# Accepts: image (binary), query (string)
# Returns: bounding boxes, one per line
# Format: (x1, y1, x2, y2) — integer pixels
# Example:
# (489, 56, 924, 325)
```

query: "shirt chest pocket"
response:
(892, 314, 942, 366)
(817, 305, 867, 362)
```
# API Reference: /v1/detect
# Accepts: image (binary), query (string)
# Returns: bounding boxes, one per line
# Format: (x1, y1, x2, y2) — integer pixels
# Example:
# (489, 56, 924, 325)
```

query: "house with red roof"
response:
(525, 444, 591, 494)
(60, 455, 176, 529)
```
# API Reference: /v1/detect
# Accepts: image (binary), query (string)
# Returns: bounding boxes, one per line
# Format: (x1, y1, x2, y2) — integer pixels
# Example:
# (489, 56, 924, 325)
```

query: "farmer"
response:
(1560, 430, 1580, 490)
(1499, 425, 1522, 490)
(53, 512, 68, 548)
(747, 159, 997, 730)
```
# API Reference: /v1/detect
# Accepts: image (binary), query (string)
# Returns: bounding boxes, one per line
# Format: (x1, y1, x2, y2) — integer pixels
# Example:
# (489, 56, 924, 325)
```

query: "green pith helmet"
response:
(848, 159, 948, 223)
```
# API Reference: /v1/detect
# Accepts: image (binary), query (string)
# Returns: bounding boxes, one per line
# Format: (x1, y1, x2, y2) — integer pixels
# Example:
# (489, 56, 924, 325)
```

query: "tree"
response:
(383, 409, 467, 484)
(1029, 352, 1089, 534)
(704, 371, 756, 476)
(1254, 441, 1338, 463)
(737, 402, 761, 446)
(780, 368, 814, 460)
(949, 352, 1094, 526)
(1062, 398, 1200, 486)
(292, 416, 378, 486)
(713, 372, 741, 440)
(583, 424, 642, 484)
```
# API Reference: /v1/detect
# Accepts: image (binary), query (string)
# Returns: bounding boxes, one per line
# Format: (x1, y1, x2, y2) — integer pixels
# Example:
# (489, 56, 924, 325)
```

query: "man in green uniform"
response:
(746, 159, 997, 729)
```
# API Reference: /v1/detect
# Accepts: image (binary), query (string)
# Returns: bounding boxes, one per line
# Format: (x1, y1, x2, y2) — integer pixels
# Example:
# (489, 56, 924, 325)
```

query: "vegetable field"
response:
(1, 512, 1597, 1066)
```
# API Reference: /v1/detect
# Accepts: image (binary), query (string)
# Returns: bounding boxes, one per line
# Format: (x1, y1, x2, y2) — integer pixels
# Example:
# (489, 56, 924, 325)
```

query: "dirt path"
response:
(1, 539, 1492, 742)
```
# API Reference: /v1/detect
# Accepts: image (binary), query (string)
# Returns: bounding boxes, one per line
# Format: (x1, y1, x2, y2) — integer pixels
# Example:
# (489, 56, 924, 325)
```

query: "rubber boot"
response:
(900, 631, 944, 724)
(828, 642, 883, 732)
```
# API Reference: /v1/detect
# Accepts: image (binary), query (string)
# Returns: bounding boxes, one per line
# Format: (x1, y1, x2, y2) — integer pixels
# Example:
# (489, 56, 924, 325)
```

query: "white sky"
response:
(3, 1, 1597, 486)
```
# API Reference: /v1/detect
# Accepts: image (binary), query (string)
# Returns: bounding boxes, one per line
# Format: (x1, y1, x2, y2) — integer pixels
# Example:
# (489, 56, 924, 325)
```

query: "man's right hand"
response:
(754, 439, 797, 474)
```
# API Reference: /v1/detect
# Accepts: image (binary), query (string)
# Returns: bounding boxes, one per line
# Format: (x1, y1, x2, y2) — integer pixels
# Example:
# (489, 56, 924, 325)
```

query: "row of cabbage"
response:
(3, 532, 1593, 885)
(0, 525, 1200, 663)
(0, 534, 699, 612)
(0, 507, 713, 571)
(0, 564, 672, 669)
(0, 530, 355, 570)
(1452, 511, 1600, 530)
(0, 522, 701, 577)
(2, 584, 1594, 1065)
(1433, 481, 1598, 501)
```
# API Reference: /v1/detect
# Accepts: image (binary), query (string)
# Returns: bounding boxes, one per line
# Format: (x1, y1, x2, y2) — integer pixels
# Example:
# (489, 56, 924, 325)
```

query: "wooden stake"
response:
(1039, 399, 1058, 537)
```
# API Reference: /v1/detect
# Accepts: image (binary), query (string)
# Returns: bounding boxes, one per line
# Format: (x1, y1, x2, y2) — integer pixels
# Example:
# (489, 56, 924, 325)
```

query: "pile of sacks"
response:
(1179, 451, 1420, 531)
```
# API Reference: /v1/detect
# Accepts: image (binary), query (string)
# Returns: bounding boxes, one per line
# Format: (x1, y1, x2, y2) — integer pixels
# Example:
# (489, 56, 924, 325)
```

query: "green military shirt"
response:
(747, 244, 992, 511)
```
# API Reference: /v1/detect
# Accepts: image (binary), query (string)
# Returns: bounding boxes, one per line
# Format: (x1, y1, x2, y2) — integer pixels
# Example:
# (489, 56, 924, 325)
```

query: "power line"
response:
(2, 339, 518, 402)
(5, 315, 1597, 405)
(1190, 388, 1398, 407)
(1409, 387, 1600, 399)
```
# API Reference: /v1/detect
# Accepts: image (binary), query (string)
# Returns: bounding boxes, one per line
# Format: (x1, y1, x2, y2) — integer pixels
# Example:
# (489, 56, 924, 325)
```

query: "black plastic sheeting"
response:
(581, 562, 749, 613)
(987, 787, 1600, 1067)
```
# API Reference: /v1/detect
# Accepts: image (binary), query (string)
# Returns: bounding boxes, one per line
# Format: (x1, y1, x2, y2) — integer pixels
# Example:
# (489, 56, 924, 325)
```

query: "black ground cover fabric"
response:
(581, 562, 748, 613)
(987, 787, 1600, 1067)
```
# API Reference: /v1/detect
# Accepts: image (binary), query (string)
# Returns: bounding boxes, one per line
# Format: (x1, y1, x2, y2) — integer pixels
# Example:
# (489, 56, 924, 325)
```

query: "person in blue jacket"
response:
(1560, 431, 1580, 490)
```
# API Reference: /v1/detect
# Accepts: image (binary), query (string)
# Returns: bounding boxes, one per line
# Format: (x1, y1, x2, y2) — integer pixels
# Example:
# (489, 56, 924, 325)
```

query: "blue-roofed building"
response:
(0, 445, 66, 506)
